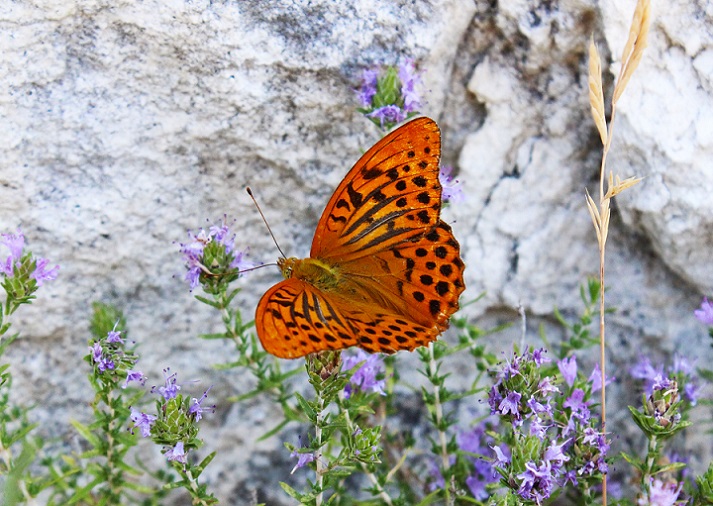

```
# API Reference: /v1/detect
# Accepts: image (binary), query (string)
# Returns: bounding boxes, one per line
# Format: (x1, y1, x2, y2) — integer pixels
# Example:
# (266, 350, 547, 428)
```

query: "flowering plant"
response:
(2, 1, 713, 505)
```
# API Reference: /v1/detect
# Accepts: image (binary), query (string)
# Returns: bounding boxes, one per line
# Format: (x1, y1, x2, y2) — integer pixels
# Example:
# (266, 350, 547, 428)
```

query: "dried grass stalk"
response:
(585, 191, 602, 245)
(588, 39, 607, 146)
(603, 171, 642, 200)
(613, 0, 651, 104)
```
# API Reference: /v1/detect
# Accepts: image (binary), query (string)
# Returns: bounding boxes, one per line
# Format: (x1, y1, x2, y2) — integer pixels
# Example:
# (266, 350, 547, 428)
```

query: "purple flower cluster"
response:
(457, 423, 499, 499)
(694, 297, 713, 325)
(151, 367, 181, 400)
(0, 229, 58, 285)
(179, 218, 252, 290)
(639, 478, 685, 506)
(488, 348, 555, 427)
(89, 324, 146, 388)
(357, 59, 423, 130)
(130, 368, 215, 465)
(488, 349, 610, 503)
(438, 165, 465, 204)
(342, 349, 386, 398)
(630, 354, 701, 406)
(90, 342, 115, 373)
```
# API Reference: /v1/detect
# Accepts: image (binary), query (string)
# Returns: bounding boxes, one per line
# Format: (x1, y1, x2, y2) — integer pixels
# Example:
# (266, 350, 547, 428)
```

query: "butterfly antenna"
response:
(246, 187, 288, 259)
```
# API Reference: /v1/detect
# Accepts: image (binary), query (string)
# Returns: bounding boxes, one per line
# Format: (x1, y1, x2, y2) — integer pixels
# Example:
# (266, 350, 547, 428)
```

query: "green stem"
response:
(340, 398, 394, 505)
(315, 389, 325, 506)
(427, 343, 454, 505)
(185, 467, 212, 506)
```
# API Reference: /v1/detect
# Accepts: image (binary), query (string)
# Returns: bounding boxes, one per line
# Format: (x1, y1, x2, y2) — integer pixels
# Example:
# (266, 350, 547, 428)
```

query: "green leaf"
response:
(69, 420, 102, 448)
(294, 393, 317, 420)
(194, 295, 221, 308)
(258, 418, 290, 442)
(280, 481, 303, 500)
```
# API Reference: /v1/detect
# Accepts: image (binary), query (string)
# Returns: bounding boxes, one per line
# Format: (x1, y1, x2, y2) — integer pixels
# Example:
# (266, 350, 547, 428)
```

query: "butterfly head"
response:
(277, 256, 297, 279)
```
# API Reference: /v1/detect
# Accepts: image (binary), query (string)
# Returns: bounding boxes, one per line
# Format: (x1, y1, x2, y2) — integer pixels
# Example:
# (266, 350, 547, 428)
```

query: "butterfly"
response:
(255, 117, 465, 359)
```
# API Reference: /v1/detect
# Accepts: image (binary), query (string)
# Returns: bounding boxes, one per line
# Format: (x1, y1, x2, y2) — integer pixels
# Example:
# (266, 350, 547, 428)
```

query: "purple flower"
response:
(165, 441, 187, 464)
(31, 257, 59, 285)
(106, 330, 124, 344)
(427, 459, 445, 491)
(357, 67, 379, 107)
(0, 230, 23, 276)
(588, 363, 613, 392)
(366, 105, 407, 128)
(208, 222, 234, 248)
(652, 374, 674, 392)
(230, 248, 254, 272)
(563, 389, 589, 414)
(456, 423, 499, 498)
(671, 355, 694, 376)
(189, 386, 215, 422)
(398, 58, 422, 112)
(465, 474, 489, 500)
(0, 230, 58, 284)
(563, 470, 578, 486)
(517, 460, 555, 504)
(537, 376, 559, 396)
(290, 449, 315, 474)
(639, 478, 684, 506)
(582, 427, 610, 455)
(529, 416, 548, 440)
(179, 220, 252, 290)
(152, 368, 181, 400)
(179, 230, 211, 290)
(558, 356, 577, 386)
(527, 396, 550, 416)
(439, 165, 465, 203)
(532, 348, 550, 366)
(498, 391, 522, 418)
(343, 350, 386, 398)
(491, 444, 510, 467)
(631, 355, 663, 395)
(98, 357, 115, 372)
(122, 369, 146, 389)
(129, 407, 156, 437)
(457, 425, 487, 455)
(90, 342, 103, 363)
(694, 297, 713, 325)
(89, 342, 114, 372)
(684, 381, 700, 406)
(1, 229, 24, 261)
(543, 439, 570, 468)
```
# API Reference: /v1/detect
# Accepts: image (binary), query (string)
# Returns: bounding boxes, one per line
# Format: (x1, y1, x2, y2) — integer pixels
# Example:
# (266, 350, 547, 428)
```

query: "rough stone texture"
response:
(1, 0, 712, 503)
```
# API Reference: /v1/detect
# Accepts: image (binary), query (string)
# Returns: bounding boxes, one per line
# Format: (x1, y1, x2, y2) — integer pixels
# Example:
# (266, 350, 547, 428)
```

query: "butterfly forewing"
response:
(311, 117, 442, 262)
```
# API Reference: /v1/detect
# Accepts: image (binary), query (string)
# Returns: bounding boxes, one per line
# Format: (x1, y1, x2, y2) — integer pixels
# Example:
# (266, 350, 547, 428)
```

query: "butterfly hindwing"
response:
(256, 277, 440, 358)
(256, 278, 359, 358)
(338, 220, 465, 331)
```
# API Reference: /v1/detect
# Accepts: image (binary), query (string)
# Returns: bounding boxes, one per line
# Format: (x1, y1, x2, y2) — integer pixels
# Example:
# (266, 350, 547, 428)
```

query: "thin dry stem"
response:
(588, 39, 607, 146)
(587, 3, 651, 504)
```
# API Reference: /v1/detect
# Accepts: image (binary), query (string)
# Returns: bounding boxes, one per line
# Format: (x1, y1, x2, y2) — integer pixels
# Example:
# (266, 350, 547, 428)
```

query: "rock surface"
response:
(1, 0, 711, 503)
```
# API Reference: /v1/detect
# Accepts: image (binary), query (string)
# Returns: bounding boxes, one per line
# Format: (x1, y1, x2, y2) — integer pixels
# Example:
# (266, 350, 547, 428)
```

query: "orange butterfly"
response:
(255, 117, 465, 359)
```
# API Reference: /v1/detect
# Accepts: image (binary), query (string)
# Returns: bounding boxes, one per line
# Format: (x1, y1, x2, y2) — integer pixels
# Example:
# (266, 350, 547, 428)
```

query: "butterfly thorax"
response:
(278, 257, 341, 292)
